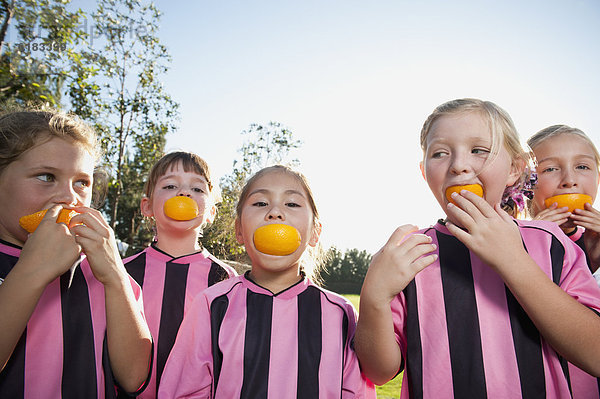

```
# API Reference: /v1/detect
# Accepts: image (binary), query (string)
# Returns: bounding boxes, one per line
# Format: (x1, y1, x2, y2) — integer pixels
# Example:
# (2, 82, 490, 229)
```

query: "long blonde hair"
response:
(420, 98, 532, 217)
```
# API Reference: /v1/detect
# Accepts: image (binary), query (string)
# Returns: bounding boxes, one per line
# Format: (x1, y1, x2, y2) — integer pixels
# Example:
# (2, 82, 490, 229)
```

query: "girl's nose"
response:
(54, 183, 79, 206)
(449, 153, 472, 175)
(560, 170, 577, 188)
(266, 205, 284, 220)
(177, 189, 192, 197)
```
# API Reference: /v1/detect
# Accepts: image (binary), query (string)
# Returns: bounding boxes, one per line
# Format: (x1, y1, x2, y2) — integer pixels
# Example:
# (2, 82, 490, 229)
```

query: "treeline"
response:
(0, 0, 373, 295)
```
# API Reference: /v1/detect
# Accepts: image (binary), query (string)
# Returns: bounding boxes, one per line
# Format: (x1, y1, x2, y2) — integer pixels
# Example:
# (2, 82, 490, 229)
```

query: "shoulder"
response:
(122, 247, 149, 264)
(305, 281, 357, 316)
(515, 219, 573, 246)
(202, 274, 244, 299)
(203, 250, 238, 277)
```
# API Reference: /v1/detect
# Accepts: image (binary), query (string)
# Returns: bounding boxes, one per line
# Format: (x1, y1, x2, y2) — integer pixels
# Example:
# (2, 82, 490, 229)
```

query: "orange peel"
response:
(544, 193, 592, 213)
(253, 224, 301, 256)
(163, 196, 199, 221)
(19, 208, 79, 233)
(445, 184, 484, 205)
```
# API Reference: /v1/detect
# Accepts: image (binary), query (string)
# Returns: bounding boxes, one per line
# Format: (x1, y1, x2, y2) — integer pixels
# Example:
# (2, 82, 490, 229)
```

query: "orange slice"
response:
(544, 193, 592, 213)
(163, 196, 199, 221)
(253, 224, 301, 256)
(19, 208, 79, 233)
(445, 184, 484, 205)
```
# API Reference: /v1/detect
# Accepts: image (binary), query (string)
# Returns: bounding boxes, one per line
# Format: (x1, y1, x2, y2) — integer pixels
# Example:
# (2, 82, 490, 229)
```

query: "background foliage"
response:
(0, 0, 372, 294)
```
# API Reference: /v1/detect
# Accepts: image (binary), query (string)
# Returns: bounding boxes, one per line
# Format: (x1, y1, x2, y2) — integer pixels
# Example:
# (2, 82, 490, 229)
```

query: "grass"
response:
(343, 294, 403, 398)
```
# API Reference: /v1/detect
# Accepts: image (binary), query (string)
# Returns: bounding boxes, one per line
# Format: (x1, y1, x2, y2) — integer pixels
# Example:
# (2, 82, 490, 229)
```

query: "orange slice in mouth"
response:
(253, 224, 302, 256)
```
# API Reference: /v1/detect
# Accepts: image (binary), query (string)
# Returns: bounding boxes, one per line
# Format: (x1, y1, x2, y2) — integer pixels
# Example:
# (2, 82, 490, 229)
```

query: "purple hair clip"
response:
(501, 167, 538, 212)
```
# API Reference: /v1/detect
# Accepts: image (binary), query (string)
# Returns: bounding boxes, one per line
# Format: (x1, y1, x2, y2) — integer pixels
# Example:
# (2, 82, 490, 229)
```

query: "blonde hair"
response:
(236, 165, 326, 283)
(527, 125, 600, 168)
(0, 105, 100, 175)
(420, 98, 531, 217)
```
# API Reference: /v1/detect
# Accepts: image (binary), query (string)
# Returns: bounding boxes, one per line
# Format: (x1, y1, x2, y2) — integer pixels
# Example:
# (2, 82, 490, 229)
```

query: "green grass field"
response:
(343, 294, 402, 398)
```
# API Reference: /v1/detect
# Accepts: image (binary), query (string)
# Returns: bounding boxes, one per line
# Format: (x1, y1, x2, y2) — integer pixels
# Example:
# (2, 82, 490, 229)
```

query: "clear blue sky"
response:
(93, 1, 600, 253)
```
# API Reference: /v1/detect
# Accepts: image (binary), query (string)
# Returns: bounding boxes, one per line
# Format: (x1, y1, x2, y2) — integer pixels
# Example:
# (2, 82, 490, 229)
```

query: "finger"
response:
(446, 202, 475, 230)
(385, 224, 419, 247)
(411, 253, 438, 273)
(405, 242, 437, 262)
(446, 221, 469, 242)
(461, 189, 497, 218)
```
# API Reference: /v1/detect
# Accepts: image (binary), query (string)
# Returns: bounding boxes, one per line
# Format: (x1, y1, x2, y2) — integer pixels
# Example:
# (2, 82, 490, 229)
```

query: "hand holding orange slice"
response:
(163, 196, 199, 221)
(253, 224, 301, 256)
(445, 184, 484, 205)
(544, 193, 592, 213)
(19, 208, 79, 233)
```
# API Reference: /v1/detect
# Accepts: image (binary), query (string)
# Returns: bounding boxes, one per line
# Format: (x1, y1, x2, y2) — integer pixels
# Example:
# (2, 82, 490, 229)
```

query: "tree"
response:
(202, 121, 302, 261)
(68, 0, 179, 250)
(0, 0, 86, 106)
(321, 247, 372, 294)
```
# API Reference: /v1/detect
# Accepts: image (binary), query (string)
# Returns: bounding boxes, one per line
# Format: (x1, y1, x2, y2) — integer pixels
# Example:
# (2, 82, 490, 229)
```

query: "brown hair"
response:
(420, 98, 531, 217)
(0, 105, 100, 175)
(144, 151, 217, 200)
(236, 165, 326, 283)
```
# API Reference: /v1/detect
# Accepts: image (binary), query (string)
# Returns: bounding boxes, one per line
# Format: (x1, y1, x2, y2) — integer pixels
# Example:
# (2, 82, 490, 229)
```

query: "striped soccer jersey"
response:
(123, 244, 236, 399)
(566, 227, 600, 399)
(391, 220, 600, 399)
(158, 273, 376, 399)
(0, 239, 148, 398)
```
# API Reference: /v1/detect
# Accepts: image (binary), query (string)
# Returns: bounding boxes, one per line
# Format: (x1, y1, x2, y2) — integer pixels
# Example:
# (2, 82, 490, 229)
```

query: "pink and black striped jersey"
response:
(0, 239, 149, 398)
(391, 220, 600, 399)
(566, 227, 600, 399)
(158, 273, 376, 399)
(123, 244, 236, 399)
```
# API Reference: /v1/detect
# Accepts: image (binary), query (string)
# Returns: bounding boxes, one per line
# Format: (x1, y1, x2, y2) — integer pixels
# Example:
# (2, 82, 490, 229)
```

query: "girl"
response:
(355, 99, 600, 398)
(158, 165, 375, 398)
(0, 107, 152, 397)
(528, 125, 600, 398)
(123, 151, 236, 398)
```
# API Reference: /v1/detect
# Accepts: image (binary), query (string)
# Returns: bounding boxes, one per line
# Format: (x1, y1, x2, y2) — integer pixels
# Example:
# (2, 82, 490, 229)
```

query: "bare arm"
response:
(70, 207, 152, 392)
(448, 191, 600, 376)
(354, 225, 437, 385)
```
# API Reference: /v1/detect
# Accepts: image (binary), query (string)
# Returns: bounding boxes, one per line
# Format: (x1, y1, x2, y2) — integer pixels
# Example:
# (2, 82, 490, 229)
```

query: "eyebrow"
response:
(249, 188, 305, 197)
(537, 154, 596, 164)
(158, 174, 208, 183)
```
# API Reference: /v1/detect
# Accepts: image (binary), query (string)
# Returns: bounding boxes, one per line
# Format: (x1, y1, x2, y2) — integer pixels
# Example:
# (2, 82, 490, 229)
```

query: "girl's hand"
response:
(533, 203, 571, 226)
(18, 205, 82, 285)
(571, 203, 600, 272)
(361, 225, 437, 305)
(69, 206, 126, 286)
(446, 190, 527, 273)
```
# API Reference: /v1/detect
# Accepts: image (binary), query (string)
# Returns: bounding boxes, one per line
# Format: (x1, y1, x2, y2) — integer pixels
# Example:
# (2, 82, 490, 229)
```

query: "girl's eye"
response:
(162, 184, 177, 190)
(541, 167, 558, 173)
(286, 202, 300, 208)
(430, 151, 446, 159)
(472, 148, 490, 155)
(74, 179, 91, 189)
(576, 164, 591, 171)
(192, 187, 205, 193)
(36, 173, 55, 182)
(252, 201, 267, 207)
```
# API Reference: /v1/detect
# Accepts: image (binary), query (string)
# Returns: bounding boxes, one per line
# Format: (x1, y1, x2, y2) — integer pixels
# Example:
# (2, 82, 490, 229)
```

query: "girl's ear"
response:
(419, 161, 426, 181)
(235, 218, 245, 245)
(140, 197, 153, 217)
(507, 158, 526, 187)
(309, 221, 322, 247)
